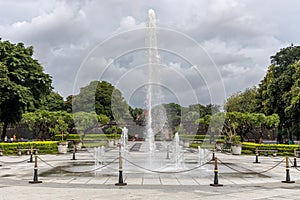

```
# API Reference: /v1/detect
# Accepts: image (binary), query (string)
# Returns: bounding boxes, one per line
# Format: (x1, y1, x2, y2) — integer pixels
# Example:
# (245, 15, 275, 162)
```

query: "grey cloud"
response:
(0, 0, 298, 106)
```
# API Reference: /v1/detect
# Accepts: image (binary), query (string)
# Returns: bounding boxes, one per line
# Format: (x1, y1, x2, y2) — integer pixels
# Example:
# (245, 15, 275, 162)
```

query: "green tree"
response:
(195, 112, 279, 143)
(97, 114, 110, 125)
(0, 39, 52, 140)
(163, 103, 181, 132)
(129, 107, 145, 126)
(64, 95, 73, 113)
(40, 91, 65, 111)
(73, 111, 98, 139)
(22, 110, 73, 140)
(257, 45, 300, 141)
(225, 87, 258, 113)
(72, 80, 129, 121)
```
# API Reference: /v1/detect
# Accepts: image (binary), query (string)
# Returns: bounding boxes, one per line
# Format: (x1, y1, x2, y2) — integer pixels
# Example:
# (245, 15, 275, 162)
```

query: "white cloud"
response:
(119, 16, 145, 31)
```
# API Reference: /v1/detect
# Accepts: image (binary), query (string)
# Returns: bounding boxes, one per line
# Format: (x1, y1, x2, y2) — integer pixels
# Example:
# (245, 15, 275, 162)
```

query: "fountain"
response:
(121, 127, 129, 153)
(173, 132, 184, 169)
(42, 9, 212, 179)
(94, 146, 105, 167)
(145, 9, 160, 153)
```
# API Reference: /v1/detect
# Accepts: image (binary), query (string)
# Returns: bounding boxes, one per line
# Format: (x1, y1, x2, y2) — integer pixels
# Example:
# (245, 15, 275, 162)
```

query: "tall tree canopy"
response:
(257, 45, 300, 141)
(225, 87, 258, 113)
(0, 39, 52, 140)
(72, 80, 129, 121)
(40, 91, 65, 111)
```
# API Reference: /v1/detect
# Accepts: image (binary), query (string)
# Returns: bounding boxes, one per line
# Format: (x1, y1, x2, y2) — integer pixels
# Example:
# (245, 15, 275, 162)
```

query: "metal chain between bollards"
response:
(121, 156, 211, 174)
(0, 157, 31, 165)
(289, 158, 300, 171)
(37, 156, 58, 168)
(218, 157, 285, 175)
(37, 156, 119, 173)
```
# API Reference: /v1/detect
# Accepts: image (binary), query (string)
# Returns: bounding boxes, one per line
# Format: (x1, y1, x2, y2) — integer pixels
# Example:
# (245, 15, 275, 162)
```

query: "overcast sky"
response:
(0, 0, 299, 108)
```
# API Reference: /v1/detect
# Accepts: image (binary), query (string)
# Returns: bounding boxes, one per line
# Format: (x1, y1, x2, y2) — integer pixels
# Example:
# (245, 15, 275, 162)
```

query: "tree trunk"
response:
(1, 121, 8, 141)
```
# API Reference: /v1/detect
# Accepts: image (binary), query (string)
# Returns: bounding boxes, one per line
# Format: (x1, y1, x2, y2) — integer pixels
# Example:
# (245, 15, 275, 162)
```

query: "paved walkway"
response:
(1, 142, 300, 199)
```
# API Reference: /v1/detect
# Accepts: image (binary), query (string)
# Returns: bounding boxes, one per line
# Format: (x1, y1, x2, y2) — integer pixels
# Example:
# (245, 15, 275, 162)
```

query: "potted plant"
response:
(57, 131, 68, 154)
(49, 118, 70, 154)
(230, 135, 242, 155)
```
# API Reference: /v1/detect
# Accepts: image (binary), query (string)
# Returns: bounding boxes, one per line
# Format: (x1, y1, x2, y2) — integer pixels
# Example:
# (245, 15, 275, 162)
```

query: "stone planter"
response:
(183, 140, 190, 148)
(57, 142, 68, 154)
(108, 140, 114, 148)
(231, 144, 242, 155)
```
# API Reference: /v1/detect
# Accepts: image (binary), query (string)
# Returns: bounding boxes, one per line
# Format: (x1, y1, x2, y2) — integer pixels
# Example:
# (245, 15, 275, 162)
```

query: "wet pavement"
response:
(1, 142, 300, 200)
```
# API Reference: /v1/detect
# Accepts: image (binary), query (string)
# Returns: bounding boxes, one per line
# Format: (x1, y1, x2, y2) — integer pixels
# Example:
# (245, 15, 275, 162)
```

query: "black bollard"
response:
(210, 157, 223, 187)
(292, 150, 298, 167)
(28, 147, 33, 163)
(282, 156, 295, 183)
(115, 144, 127, 186)
(28, 153, 33, 163)
(71, 145, 77, 160)
(211, 149, 215, 161)
(293, 157, 297, 168)
(29, 155, 42, 184)
(166, 145, 170, 160)
(253, 148, 260, 164)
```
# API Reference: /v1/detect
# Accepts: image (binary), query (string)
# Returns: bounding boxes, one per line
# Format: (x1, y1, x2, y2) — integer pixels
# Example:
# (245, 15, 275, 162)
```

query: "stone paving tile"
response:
(142, 177, 161, 185)
(103, 176, 118, 185)
(123, 177, 143, 185)
(225, 177, 251, 184)
(177, 178, 199, 185)
(68, 177, 92, 184)
(86, 177, 110, 184)
(160, 177, 180, 185)
(49, 177, 74, 184)
(194, 177, 214, 185)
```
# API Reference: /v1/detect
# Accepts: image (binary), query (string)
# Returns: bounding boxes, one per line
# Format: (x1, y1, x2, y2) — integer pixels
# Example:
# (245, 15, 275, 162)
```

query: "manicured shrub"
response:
(0, 141, 58, 155)
(83, 133, 121, 141)
(242, 142, 300, 156)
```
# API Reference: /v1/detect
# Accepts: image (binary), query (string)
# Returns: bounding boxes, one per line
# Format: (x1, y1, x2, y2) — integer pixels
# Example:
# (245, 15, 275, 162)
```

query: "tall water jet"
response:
(145, 9, 160, 153)
(173, 132, 184, 169)
(94, 146, 105, 167)
(121, 127, 129, 153)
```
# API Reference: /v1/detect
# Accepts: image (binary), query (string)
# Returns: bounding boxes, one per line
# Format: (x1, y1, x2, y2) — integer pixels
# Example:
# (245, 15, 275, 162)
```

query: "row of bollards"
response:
(28, 147, 77, 184)
(210, 155, 296, 187)
(24, 147, 297, 186)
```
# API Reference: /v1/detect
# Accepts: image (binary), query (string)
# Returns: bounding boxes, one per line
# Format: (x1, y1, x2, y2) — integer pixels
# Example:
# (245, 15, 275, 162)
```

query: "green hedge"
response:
(54, 134, 81, 141)
(189, 142, 215, 149)
(0, 141, 58, 155)
(190, 142, 300, 156)
(83, 134, 121, 141)
(179, 134, 225, 141)
(242, 142, 300, 156)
